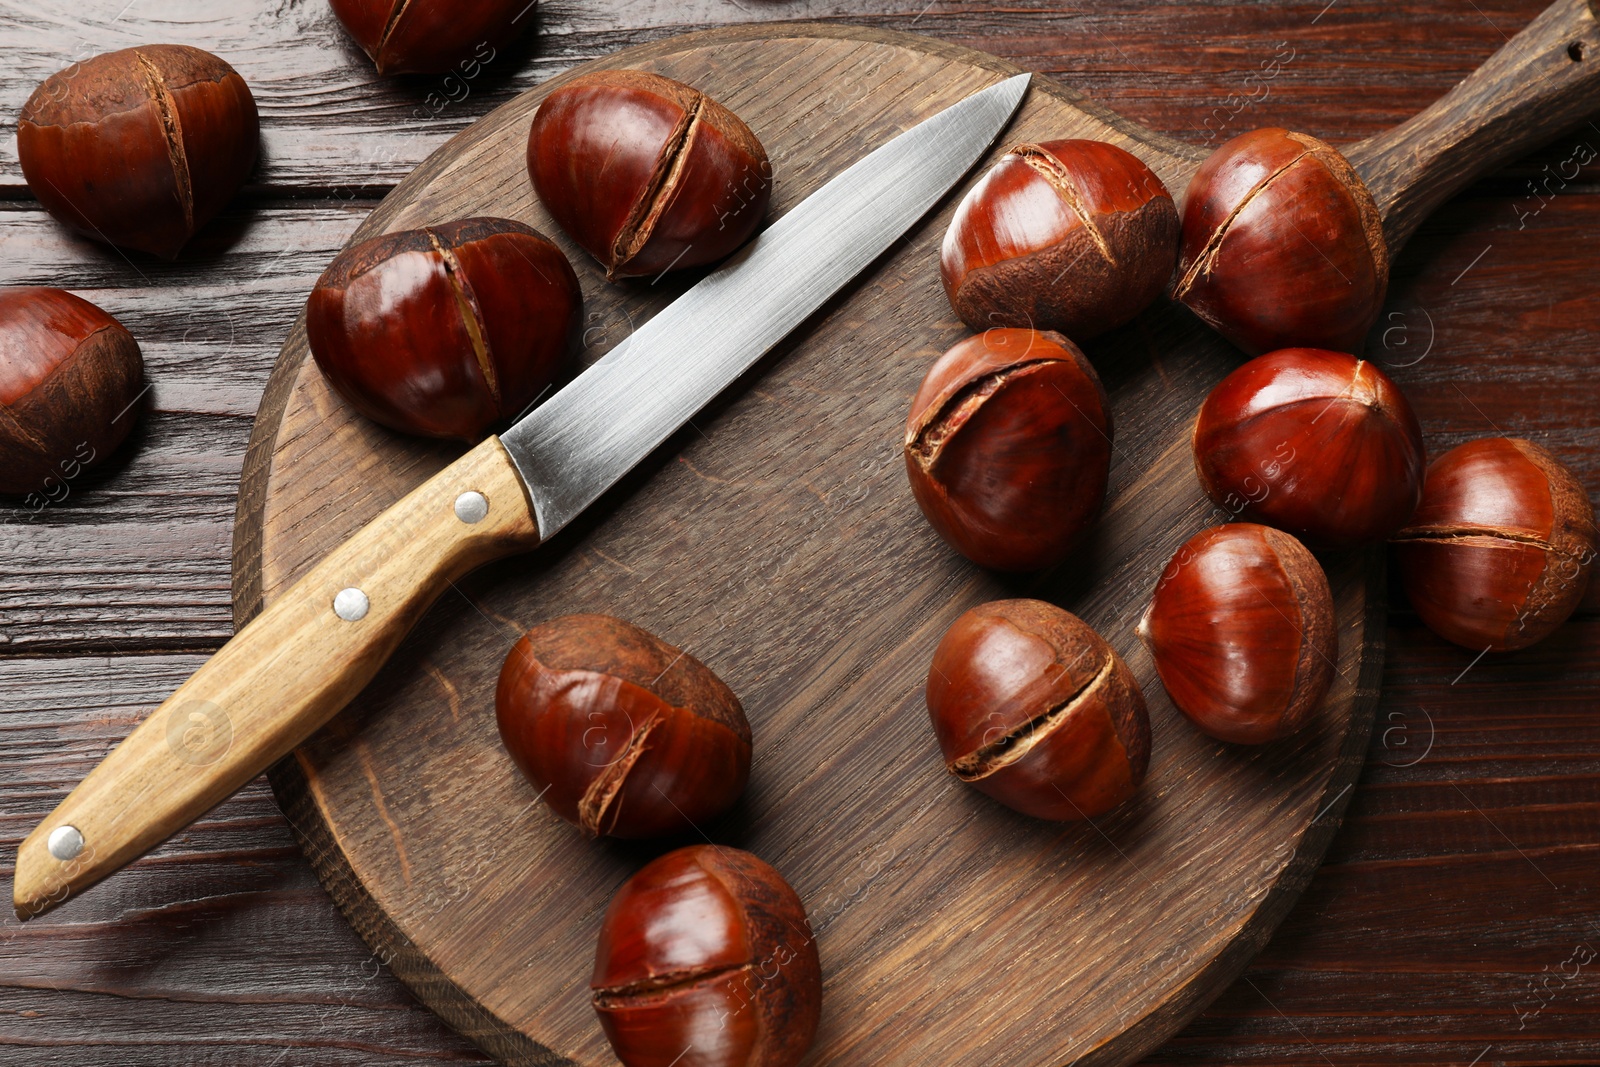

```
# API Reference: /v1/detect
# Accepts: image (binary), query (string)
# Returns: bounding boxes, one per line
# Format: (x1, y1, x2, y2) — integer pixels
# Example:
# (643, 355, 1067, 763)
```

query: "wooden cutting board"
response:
(230, 12, 1600, 1066)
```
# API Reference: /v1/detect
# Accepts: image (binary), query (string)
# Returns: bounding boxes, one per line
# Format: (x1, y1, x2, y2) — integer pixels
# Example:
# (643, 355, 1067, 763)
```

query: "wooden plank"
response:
(0, 653, 489, 1066)
(1380, 192, 1600, 482)
(0, 202, 366, 652)
(1, 1, 1593, 196)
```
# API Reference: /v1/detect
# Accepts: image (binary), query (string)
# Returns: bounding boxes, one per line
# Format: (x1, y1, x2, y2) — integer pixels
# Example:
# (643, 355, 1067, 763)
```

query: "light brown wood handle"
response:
(12, 436, 541, 920)
(1349, 0, 1600, 249)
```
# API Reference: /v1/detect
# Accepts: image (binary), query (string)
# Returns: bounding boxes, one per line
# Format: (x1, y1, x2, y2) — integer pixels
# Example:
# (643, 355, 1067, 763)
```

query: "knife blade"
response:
(13, 71, 1031, 919)
(507, 71, 1032, 538)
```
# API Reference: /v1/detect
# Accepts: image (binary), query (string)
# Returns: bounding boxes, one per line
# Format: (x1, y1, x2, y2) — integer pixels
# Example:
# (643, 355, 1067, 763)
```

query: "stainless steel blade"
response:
(502, 72, 1032, 538)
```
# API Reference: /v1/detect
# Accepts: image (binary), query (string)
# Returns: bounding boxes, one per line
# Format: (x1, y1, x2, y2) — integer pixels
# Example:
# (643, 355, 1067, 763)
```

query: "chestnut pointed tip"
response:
(1134, 601, 1154, 648)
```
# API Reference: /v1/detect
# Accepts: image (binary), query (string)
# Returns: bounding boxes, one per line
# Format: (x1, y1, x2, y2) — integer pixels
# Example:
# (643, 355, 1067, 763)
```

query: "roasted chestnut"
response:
(0, 288, 144, 497)
(1193, 348, 1424, 549)
(496, 614, 751, 839)
(926, 599, 1150, 821)
(941, 139, 1179, 339)
(306, 217, 580, 441)
(330, 0, 529, 76)
(1392, 438, 1597, 652)
(1171, 128, 1388, 355)
(18, 45, 258, 259)
(1138, 523, 1335, 744)
(904, 328, 1112, 572)
(528, 70, 771, 280)
(593, 844, 822, 1067)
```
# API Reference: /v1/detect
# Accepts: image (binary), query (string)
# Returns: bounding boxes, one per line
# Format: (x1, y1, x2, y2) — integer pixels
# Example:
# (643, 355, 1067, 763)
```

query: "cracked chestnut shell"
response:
(1138, 523, 1335, 744)
(18, 45, 258, 259)
(528, 70, 771, 280)
(926, 599, 1150, 821)
(904, 329, 1112, 572)
(1172, 128, 1388, 355)
(592, 845, 821, 1067)
(941, 138, 1179, 339)
(306, 216, 580, 441)
(1194, 348, 1425, 549)
(330, 0, 528, 75)
(0, 287, 144, 496)
(1392, 438, 1597, 652)
(495, 614, 752, 839)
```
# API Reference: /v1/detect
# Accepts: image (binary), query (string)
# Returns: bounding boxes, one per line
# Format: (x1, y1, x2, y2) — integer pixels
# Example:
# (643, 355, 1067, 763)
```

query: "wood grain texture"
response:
(6, 1, 1599, 195)
(1, 1, 1598, 1065)
(0, 201, 367, 652)
(234, 25, 1384, 1067)
(0, 654, 489, 1066)
(1348, 0, 1600, 248)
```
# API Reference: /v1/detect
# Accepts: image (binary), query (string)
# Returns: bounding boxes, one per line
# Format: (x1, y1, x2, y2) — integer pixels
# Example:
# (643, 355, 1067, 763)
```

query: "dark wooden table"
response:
(2, 2, 1597, 1064)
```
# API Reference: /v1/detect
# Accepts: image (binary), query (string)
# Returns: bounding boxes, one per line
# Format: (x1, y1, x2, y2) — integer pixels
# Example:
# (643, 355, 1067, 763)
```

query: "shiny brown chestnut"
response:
(1172, 128, 1388, 355)
(941, 139, 1179, 339)
(926, 599, 1150, 821)
(18, 45, 258, 259)
(496, 614, 751, 839)
(904, 328, 1112, 572)
(330, 0, 528, 76)
(306, 217, 580, 441)
(1193, 348, 1424, 549)
(1392, 438, 1597, 652)
(0, 288, 144, 496)
(593, 845, 821, 1067)
(528, 70, 771, 280)
(1138, 523, 1335, 744)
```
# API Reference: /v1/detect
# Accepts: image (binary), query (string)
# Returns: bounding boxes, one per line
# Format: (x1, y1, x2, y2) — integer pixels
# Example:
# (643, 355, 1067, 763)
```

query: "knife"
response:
(13, 71, 1032, 919)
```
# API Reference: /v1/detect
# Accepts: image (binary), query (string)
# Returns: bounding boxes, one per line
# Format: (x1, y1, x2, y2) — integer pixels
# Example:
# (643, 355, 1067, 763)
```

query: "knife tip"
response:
(983, 72, 1033, 117)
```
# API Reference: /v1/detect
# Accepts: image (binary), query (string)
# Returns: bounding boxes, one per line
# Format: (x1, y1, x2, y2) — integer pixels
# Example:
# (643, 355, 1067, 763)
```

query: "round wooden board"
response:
(233, 23, 1383, 1067)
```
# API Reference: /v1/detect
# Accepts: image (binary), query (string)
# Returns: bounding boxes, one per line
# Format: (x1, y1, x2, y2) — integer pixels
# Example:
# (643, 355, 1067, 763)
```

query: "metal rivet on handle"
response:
(454, 491, 489, 524)
(333, 587, 370, 622)
(48, 825, 84, 861)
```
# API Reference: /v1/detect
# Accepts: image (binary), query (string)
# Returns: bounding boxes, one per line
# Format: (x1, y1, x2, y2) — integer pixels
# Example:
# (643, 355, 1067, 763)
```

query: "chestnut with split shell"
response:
(17, 45, 259, 259)
(940, 138, 1179, 339)
(1172, 128, 1389, 355)
(528, 69, 772, 280)
(0, 287, 145, 496)
(926, 598, 1150, 821)
(592, 844, 822, 1067)
(329, 0, 529, 75)
(306, 217, 580, 441)
(1139, 523, 1336, 744)
(1392, 437, 1597, 652)
(495, 614, 751, 839)
(904, 328, 1112, 572)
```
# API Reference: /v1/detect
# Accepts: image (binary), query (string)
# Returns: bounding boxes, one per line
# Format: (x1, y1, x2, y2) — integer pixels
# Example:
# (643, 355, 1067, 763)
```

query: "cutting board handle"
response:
(12, 436, 541, 920)
(1349, 0, 1600, 249)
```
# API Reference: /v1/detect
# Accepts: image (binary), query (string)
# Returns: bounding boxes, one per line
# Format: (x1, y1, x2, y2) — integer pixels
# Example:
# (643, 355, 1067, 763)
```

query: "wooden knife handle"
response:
(12, 436, 541, 920)
(1349, 0, 1600, 250)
